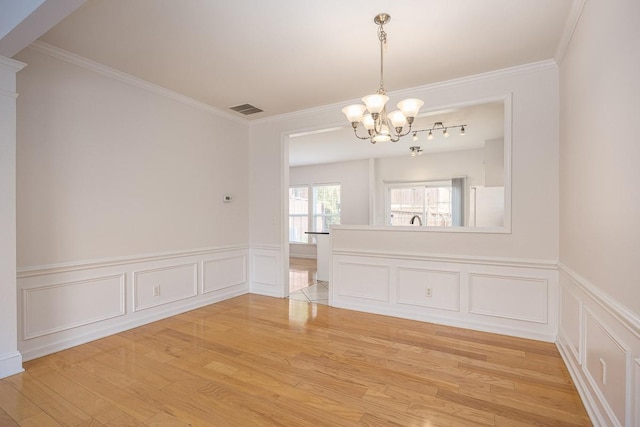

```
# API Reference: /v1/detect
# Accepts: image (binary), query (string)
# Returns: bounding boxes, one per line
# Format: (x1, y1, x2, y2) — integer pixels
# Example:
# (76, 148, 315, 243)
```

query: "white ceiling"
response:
(29, 0, 576, 166)
(35, 0, 576, 121)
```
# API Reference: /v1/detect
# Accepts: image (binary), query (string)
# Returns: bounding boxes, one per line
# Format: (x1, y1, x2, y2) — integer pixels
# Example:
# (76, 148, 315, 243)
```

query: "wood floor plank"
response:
(4, 293, 592, 426)
(5, 372, 91, 426)
(0, 381, 41, 423)
(0, 406, 19, 426)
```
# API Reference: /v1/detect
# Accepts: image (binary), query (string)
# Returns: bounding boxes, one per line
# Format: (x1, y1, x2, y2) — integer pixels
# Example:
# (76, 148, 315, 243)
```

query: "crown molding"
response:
(26, 41, 247, 125)
(0, 55, 26, 72)
(554, 0, 587, 65)
(251, 59, 558, 126)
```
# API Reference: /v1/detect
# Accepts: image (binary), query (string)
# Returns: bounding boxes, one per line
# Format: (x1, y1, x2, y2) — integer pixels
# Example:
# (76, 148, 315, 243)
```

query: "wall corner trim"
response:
(558, 262, 640, 338)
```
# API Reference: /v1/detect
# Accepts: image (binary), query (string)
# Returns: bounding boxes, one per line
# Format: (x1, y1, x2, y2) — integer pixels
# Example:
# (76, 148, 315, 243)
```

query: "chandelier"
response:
(341, 13, 424, 144)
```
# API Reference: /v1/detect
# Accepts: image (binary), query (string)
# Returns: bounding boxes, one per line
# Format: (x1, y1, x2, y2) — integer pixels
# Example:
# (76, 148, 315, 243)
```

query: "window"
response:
(387, 178, 465, 227)
(288, 186, 309, 243)
(289, 183, 341, 243)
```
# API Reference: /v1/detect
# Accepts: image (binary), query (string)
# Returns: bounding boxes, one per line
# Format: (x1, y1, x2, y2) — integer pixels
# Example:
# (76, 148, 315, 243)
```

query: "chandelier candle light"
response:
(342, 13, 424, 144)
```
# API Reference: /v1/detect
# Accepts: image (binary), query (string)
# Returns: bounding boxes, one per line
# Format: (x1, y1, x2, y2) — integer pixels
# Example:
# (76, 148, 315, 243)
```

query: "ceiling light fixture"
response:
(341, 13, 424, 144)
(412, 121, 467, 141)
(409, 146, 423, 156)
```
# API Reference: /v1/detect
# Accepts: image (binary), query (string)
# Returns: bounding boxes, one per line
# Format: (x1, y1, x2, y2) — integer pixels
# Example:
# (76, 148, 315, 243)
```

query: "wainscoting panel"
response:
(335, 260, 390, 302)
(557, 264, 640, 427)
(396, 267, 460, 311)
(583, 309, 629, 426)
(559, 285, 582, 363)
(331, 251, 558, 342)
(17, 246, 249, 361)
(202, 252, 247, 294)
(23, 274, 125, 340)
(469, 273, 547, 323)
(249, 246, 282, 297)
(133, 263, 197, 312)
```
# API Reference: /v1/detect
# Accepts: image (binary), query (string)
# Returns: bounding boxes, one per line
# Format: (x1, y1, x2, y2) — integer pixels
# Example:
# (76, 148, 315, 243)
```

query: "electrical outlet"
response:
(153, 285, 160, 297)
(425, 287, 433, 297)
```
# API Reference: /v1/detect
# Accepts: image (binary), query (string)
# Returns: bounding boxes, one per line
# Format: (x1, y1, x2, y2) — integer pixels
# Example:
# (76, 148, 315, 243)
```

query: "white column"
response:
(0, 55, 26, 379)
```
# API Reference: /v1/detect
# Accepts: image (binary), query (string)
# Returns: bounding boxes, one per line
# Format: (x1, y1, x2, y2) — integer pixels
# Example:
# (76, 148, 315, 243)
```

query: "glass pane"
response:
(389, 187, 423, 225)
(425, 186, 452, 226)
(312, 184, 341, 232)
(289, 186, 309, 243)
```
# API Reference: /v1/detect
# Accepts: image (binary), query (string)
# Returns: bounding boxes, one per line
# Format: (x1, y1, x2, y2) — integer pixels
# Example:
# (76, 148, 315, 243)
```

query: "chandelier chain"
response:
(377, 24, 387, 94)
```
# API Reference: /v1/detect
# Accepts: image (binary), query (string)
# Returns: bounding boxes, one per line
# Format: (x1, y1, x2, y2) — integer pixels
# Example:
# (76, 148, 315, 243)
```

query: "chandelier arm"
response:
(351, 127, 374, 141)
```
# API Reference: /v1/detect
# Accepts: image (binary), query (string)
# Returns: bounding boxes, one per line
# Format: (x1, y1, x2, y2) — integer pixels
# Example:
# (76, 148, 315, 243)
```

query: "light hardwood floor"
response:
(1, 294, 591, 426)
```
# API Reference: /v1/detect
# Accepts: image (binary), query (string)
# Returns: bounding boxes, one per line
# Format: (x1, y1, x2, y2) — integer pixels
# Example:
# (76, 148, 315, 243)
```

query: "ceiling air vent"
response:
(230, 103, 263, 115)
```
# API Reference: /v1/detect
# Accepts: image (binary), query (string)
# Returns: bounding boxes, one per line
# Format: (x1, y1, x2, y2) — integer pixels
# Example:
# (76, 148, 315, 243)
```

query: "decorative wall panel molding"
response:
(202, 253, 247, 294)
(396, 267, 460, 311)
(468, 273, 547, 323)
(335, 261, 390, 302)
(331, 252, 558, 342)
(559, 285, 582, 363)
(18, 246, 249, 361)
(249, 245, 283, 297)
(133, 263, 198, 312)
(23, 274, 125, 339)
(557, 263, 640, 427)
(583, 309, 629, 426)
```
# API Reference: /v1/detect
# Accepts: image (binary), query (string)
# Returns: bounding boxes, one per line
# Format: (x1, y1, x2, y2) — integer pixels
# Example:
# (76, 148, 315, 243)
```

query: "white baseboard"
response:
(0, 351, 24, 378)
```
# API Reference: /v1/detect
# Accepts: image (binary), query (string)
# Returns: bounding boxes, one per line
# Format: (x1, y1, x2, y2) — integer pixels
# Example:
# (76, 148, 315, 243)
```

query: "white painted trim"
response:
(559, 285, 583, 364)
(19, 287, 246, 362)
(558, 262, 640, 338)
(132, 263, 198, 312)
(22, 273, 126, 339)
(0, 55, 26, 71)
(17, 244, 248, 278)
(334, 248, 557, 270)
(554, 0, 587, 64)
(582, 307, 631, 427)
(333, 299, 557, 343)
(251, 60, 557, 126)
(26, 41, 246, 124)
(0, 89, 19, 99)
(557, 340, 608, 426)
(468, 273, 548, 323)
(0, 351, 24, 379)
(202, 254, 247, 294)
(396, 266, 461, 312)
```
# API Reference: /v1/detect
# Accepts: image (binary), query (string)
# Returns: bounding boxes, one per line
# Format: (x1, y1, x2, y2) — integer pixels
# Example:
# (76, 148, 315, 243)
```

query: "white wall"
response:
(557, 0, 640, 425)
(559, 0, 640, 317)
(0, 56, 26, 378)
(250, 63, 559, 260)
(12, 46, 252, 362)
(15, 47, 250, 267)
(289, 159, 369, 258)
(290, 159, 370, 225)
